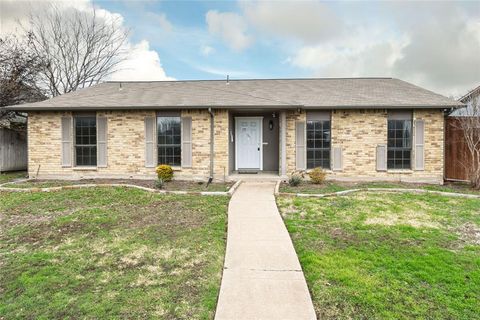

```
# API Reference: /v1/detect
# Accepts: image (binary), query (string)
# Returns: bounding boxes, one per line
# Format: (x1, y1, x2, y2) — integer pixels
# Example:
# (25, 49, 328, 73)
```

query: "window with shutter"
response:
(61, 116, 73, 167)
(74, 115, 97, 166)
(306, 111, 331, 169)
(414, 119, 425, 170)
(387, 110, 413, 169)
(332, 147, 343, 171)
(181, 117, 192, 168)
(157, 116, 181, 166)
(296, 121, 306, 170)
(145, 117, 156, 168)
(377, 145, 387, 171)
(97, 117, 107, 167)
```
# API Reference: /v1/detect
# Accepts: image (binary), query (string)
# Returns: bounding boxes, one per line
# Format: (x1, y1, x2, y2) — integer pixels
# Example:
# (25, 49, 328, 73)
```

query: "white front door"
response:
(236, 117, 263, 170)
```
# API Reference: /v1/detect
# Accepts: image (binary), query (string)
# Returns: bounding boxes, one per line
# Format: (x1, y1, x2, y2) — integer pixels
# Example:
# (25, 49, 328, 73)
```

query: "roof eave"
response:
(5, 103, 464, 111)
(304, 104, 465, 109)
(4, 104, 303, 111)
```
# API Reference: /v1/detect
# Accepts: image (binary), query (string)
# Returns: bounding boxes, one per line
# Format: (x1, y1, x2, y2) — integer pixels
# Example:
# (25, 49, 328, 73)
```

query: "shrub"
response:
(309, 167, 326, 184)
(289, 174, 303, 187)
(154, 178, 165, 189)
(155, 165, 173, 182)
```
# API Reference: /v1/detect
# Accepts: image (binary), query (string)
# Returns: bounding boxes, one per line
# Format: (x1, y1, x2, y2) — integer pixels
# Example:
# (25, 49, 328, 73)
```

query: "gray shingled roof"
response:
(6, 78, 463, 111)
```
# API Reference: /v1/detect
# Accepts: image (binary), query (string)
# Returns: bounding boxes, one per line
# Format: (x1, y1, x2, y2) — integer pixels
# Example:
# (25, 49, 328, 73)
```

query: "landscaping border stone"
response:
(0, 179, 243, 197)
(276, 187, 480, 199)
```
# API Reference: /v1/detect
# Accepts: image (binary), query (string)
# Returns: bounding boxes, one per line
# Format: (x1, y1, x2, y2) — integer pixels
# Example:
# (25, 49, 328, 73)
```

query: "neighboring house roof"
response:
(459, 85, 480, 103)
(449, 85, 480, 117)
(5, 77, 464, 111)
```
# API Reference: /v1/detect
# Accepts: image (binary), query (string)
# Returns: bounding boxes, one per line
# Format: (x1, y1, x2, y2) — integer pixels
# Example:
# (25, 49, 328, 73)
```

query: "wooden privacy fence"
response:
(0, 128, 28, 172)
(445, 117, 479, 181)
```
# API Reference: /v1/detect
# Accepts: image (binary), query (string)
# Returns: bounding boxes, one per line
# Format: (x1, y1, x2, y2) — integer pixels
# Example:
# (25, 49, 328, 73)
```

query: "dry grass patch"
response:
(455, 222, 480, 245)
(364, 209, 441, 229)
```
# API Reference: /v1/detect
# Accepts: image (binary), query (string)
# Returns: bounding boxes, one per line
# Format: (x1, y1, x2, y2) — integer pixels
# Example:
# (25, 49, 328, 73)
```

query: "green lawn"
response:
(280, 180, 480, 195)
(0, 188, 229, 319)
(277, 192, 480, 319)
(0, 171, 27, 184)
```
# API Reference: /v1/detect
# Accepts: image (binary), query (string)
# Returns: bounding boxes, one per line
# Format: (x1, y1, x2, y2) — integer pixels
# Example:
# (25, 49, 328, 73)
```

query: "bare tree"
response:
(454, 94, 480, 189)
(26, 5, 128, 97)
(0, 35, 46, 129)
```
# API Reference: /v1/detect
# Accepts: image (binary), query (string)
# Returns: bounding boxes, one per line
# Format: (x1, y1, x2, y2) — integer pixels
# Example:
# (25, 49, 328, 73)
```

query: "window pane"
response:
(74, 116, 97, 166)
(173, 134, 181, 145)
(306, 120, 331, 169)
(323, 139, 330, 149)
(75, 146, 97, 166)
(157, 116, 181, 166)
(307, 139, 314, 149)
(387, 119, 412, 169)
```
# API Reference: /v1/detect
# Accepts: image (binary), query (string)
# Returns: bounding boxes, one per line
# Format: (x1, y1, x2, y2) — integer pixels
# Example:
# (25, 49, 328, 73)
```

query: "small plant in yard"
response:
(156, 164, 173, 182)
(289, 173, 303, 186)
(154, 178, 165, 189)
(309, 167, 326, 184)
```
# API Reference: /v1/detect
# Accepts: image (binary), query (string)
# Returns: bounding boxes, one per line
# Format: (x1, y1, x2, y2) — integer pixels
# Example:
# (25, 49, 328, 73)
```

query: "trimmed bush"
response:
(309, 167, 326, 184)
(289, 174, 303, 187)
(156, 165, 173, 182)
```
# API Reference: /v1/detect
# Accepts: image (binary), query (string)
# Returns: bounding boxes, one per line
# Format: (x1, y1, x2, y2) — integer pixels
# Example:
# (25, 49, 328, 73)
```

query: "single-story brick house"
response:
(7, 78, 463, 184)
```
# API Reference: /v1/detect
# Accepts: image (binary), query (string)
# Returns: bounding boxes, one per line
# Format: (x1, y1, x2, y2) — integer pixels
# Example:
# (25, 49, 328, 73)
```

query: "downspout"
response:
(207, 107, 214, 185)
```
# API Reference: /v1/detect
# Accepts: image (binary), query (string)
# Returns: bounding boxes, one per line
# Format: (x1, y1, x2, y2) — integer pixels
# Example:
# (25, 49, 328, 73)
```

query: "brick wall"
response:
(331, 109, 387, 175)
(285, 109, 306, 174)
(28, 109, 230, 181)
(213, 109, 229, 179)
(28, 108, 444, 183)
(284, 109, 444, 183)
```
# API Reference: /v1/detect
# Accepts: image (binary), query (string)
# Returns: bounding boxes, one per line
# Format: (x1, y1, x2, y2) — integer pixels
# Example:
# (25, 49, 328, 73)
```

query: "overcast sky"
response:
(1, 0, 479, 98)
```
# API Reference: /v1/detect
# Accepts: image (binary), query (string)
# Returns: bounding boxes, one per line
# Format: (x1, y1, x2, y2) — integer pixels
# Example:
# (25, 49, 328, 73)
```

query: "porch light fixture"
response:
(269, 120, 274, 130)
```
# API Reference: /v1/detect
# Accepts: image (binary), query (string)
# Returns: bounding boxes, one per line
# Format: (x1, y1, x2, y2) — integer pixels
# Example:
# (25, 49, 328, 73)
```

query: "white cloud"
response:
(110, 40, 174, 81)
(0, 0, 113, 34)
(206, 10, 253, 51)
(291, 27, 408, 77)
(275, 1, 480, 97)
(200, 45, 215, 56)
(0, 0, 173, 82)
(392, 12, 480, 97)
(194, 65, 254, 78)
(240, 0, 343, 44)
(147, 12, 173, 32)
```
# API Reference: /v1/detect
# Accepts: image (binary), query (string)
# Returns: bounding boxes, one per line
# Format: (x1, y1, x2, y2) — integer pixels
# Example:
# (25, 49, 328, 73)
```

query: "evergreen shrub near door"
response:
(289, 173, 303, 187)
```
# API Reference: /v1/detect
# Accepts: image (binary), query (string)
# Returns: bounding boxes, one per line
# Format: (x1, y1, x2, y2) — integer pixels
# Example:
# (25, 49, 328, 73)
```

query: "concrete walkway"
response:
(215, 182, 316, 320)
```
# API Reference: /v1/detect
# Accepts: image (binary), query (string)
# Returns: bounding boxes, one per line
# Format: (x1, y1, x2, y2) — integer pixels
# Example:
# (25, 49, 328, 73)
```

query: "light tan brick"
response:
(28, 108, 444, 183)
(28, 109, 229, 181)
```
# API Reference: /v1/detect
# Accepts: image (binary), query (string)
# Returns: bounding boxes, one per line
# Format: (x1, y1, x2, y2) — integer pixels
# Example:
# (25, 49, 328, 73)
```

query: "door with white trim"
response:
(236, 117, 262, 170)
